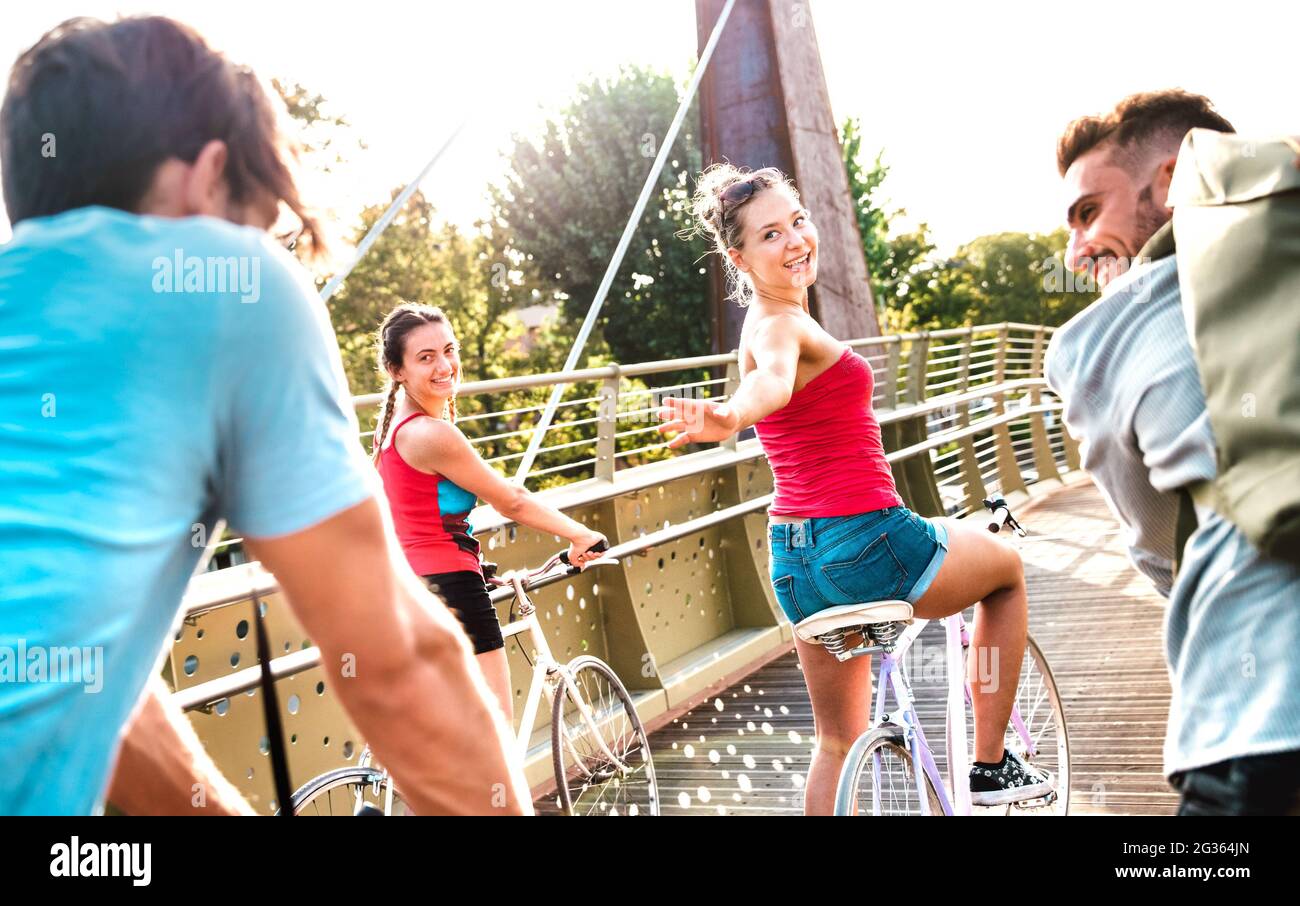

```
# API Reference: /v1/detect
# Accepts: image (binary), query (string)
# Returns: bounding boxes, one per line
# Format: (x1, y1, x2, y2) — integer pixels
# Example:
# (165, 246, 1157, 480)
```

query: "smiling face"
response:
(727, 185, 819, 297)
(1062, 144, 1176, 289)
(391, 320, 460, 414)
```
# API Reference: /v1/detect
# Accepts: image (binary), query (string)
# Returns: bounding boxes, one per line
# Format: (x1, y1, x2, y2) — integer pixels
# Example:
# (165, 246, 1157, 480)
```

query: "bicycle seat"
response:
(793, 601, 914, 643)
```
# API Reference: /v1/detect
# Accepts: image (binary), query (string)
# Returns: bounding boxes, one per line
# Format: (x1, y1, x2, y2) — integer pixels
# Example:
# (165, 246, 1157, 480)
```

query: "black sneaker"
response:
(968, 749, 1054, 806)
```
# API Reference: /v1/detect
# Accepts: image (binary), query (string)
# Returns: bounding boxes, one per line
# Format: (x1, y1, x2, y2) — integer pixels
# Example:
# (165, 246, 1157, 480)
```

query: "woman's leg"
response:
(796, 633, 873, 815)
(911, 518, 1027, 763)
(475, 648, 514, 724)
(426, 572, 514, 724)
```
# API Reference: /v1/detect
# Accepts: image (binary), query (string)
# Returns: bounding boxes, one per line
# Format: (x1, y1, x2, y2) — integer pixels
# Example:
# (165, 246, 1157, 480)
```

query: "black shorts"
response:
(422, 570, 505, 655)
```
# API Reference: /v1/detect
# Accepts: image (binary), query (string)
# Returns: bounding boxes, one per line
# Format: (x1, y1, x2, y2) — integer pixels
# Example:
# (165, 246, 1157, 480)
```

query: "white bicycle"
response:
(289, 548, 659, 816)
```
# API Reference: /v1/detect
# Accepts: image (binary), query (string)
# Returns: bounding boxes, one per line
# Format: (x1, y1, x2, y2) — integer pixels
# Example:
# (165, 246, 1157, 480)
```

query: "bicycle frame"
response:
(350, 558, 630, 809)
(866, 612, 1041, 816)
(499, 571, 629, 781)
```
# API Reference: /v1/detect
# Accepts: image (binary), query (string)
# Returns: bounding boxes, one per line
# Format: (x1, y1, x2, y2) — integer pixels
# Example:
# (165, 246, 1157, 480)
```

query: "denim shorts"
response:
(767, 506, 949, 624)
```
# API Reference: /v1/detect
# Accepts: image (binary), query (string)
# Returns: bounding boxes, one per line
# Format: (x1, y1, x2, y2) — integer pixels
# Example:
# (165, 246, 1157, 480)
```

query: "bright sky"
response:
(1, 0, 1295, 253)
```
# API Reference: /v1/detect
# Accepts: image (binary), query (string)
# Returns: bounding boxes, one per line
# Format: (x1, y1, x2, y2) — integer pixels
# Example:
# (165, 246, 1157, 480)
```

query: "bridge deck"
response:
(643, 477, 1178, 816)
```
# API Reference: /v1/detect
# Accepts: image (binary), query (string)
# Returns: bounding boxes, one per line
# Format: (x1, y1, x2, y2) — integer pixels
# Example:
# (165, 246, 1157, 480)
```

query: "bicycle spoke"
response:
(1031, 714, 1057, 749)
(1021, 685, 1048, 736)
(950, 635, 1070, 816)
(555, 658, 657, 816)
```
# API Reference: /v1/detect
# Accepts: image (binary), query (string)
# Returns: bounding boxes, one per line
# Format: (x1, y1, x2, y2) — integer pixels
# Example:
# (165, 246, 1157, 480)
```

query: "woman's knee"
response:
(814, 731, 863, 760)
(1003, 543, 1025, 588)
(951, 518, 1023, 587)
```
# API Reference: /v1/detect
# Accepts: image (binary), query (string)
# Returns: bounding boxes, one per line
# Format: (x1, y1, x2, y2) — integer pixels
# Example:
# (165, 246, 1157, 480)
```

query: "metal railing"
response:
(207, 322, 1070, 559)
(349, 321, 1067, 490)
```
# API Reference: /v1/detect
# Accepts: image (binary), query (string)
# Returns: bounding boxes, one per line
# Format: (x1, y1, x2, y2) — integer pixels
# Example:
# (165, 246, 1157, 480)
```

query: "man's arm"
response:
(107, 675, 257, 815)
(245, 496, 530, 816)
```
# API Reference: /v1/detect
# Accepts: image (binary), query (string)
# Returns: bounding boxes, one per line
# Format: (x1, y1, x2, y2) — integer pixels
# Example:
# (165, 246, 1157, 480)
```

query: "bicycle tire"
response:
(551, 655, 659, 816)
(288, 765, 408, 816)
(949, 632, 1071, 815)
(834, 726, 945, 816)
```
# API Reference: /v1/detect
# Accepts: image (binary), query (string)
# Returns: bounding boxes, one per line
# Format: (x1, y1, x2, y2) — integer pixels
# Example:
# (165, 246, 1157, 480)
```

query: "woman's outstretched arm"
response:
(657, 313, 802, 447)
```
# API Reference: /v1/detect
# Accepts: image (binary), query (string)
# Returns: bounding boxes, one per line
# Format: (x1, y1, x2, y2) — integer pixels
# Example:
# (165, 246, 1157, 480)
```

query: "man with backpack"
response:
(1044, 90, 1300, 815)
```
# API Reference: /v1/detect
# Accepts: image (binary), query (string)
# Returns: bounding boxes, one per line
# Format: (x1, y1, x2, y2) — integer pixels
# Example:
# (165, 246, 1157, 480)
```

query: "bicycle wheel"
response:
(551, 655, 658, 816)
(289, 766, 411, 816)
(948, 632, 1071, 815)
(835, 726, 945, 815)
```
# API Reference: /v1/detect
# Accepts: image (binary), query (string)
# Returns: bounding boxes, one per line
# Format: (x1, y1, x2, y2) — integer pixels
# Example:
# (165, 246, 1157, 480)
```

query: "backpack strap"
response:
(253, 599, 295, 815)
(1172, 489, 1199, 582)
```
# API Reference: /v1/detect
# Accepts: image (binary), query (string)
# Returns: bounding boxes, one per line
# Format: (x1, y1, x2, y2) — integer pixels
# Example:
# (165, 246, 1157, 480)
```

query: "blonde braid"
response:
(448, 395, 458, 423)
(371, 379, 401, 463)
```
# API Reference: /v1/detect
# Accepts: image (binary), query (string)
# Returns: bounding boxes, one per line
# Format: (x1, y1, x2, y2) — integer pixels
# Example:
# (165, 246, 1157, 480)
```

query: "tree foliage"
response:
(841, 118, 1096, 332)
(273, 78, 365, 172)
(489, 66, 712, 366)
(325, 191, 533, 394)
(840, 118, 935, 322)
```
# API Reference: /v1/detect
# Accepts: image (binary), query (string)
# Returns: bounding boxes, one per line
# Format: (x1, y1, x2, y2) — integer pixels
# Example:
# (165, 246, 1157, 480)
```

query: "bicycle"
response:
(796, 499, 1070, 816)
(289, 547, 660, 816)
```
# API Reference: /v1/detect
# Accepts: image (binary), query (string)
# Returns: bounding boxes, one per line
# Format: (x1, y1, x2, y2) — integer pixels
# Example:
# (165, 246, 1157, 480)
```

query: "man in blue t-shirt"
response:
(0, 16, 527, 814)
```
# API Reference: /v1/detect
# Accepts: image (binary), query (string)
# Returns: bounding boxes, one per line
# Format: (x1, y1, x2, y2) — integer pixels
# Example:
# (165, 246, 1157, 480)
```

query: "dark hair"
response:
(1056, 89, 1235, 177)
(689, 163, 799, 306)
(0, 16, 323, 256)
(372, 303, 457, 461)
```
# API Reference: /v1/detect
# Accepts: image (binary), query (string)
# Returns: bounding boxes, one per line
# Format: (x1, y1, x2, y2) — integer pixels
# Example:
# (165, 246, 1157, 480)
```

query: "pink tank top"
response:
(754, 347, 903, 517)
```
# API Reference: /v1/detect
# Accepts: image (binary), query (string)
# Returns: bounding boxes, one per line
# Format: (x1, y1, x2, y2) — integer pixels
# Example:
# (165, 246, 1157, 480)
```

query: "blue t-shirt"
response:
(0, 207, 373, 814)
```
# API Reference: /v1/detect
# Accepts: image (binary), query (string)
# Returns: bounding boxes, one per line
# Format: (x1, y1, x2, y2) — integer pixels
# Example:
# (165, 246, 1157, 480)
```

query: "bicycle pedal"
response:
(1011, 790, 1058, 810)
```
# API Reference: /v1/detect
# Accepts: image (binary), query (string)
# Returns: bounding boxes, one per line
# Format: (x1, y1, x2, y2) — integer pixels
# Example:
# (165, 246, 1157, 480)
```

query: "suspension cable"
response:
(512, 0, 737, 482)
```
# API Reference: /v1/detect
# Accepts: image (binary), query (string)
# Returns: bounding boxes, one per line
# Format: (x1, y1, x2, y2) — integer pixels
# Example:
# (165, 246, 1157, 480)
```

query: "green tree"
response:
(899, 230, 1095, 330)
(841, 120, 1095, 332)
(271, 78, 685, 487)
(273, 79, 366, 172)
(840, 118, 935, 318)
(488, 66, 711, 367)
(326, 190, 531, 395)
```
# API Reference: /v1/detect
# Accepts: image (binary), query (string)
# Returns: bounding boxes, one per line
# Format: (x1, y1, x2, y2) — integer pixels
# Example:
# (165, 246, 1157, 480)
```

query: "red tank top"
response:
(376, 413, 482, 576)
(754, 347, 903, 517)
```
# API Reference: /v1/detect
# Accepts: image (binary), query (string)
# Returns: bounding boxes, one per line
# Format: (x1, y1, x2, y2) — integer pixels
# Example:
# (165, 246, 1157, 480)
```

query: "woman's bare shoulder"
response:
(739, 308, 810, 369)
(393, 413, 467, 472)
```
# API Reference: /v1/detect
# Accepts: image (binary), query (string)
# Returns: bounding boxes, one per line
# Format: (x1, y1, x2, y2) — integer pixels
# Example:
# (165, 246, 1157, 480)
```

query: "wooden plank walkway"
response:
(643, 477, 1180, 815)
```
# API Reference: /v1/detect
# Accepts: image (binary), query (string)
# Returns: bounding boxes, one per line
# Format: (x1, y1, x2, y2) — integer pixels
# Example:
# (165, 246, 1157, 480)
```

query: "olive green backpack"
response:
(1168, 129, 1300, 565)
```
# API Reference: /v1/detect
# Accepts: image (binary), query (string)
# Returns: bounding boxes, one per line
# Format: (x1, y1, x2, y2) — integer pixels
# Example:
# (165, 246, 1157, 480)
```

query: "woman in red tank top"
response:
(657, 166, 1050, 813)
(371, 303, 606, 723)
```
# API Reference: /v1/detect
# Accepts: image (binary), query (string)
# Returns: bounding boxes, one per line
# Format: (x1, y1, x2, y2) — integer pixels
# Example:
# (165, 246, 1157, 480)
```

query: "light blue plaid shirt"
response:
(1045, 245, 1300, 777)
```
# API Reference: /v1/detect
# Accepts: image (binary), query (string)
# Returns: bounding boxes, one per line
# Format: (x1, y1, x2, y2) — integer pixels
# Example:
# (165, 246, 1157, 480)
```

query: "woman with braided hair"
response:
(372, 302, 607, 720)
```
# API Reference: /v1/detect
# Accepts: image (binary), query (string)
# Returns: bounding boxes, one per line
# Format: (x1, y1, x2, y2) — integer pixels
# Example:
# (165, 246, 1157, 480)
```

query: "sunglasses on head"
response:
(719, 177, 758, 215)
(717, 166, 785, 217)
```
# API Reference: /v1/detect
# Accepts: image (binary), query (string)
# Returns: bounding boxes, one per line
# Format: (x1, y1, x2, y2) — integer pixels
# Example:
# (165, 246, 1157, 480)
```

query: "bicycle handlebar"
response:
(983, 497, 1027, 537)
(484, 540, 611, 589)
(987, 504, 1012, 533)
(558, 539, 608, 567)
